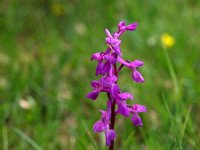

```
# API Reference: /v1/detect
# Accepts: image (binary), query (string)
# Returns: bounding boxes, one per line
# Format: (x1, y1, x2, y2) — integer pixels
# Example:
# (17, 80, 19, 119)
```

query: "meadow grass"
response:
(0, 0, 200, 149)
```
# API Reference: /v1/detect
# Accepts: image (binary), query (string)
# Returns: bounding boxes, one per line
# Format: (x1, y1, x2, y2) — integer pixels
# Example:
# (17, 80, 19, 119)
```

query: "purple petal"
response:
(110, 83, 120, 98)
(91, 52, 102, 61)
(118, 21, 126, 30)
(100, 110, 107, 117)
(131, 104, 147, 113)
(105, 29, 112, 38)
(118, 92, 133, 100)
(102, 62, 111, 74)
(118, 21, 126, 35)
(117, 56, 130, 67)
(106, 37, 122, 56)
(103, 53, 117, 64)
(100, 75, 117, 85)
(132, 69, 144, 83)
(117, 101, 130, 117)
(130, 60, 144, 68)
(111, 38, 120, 45)
(106, 37, 119, 45)
(87, 91, 99, 100)
(112, 44, 122, 56)
(100, 110, 110, 122)
(106, 37, 112, 45)
(91, 81, 101, 90)
(93, 120, 105, 132)
(113, 32, 120, 38)
(96, 62, 104, 76)
(105, 47, 111, 53)
(131, 114, 143, 126)
(105, 129, 116, 146)
(126, 22, 138, 31)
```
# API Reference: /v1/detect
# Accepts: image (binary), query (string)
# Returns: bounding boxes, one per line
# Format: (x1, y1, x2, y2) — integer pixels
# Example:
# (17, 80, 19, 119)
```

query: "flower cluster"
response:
(87, 21, 146, 147)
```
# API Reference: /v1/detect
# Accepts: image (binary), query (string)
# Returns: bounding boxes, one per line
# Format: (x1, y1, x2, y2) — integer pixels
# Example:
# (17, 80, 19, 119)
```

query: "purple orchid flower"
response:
(93, 104, 116, 146)
(87, 21, 146, 149)
(91, 52, 117, 76)
(105, 29, 122, 56)
(129, 60, 144, 82)
(110, 83, 133, 101)
(87, 75, 117, 100)
(117, 21, 138, 36)
(110, 83, 133, 117)
(129, 104, 147, 126)
(117, 57, 145, 83)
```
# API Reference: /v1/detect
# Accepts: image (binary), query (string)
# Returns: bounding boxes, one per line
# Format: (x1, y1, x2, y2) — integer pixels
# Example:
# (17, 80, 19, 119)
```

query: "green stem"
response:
(162, 46, 179, 96)
(108, 63, 118, 150)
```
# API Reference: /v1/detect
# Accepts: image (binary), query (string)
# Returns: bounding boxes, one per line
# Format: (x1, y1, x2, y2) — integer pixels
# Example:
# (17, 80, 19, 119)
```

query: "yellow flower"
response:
(161, 33, 175, 48)
(51, 3, 65, 16)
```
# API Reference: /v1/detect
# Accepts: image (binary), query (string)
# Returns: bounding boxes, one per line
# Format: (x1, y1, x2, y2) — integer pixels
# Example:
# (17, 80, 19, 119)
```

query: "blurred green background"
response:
(0, 0, 200, 149)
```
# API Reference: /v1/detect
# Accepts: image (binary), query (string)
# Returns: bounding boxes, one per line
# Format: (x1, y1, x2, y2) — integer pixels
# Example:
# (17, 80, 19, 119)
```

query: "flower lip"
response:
(93, 120, 105, 132)
(131, 114, 143, 126)
(105, 129, 116, 146)
(87, 91, 99, 100)
(126, 22, 138, 31)
(129, 60, 144, 68)
(117, 101, 130, 117)
(118, 92, 134, 100)
(132, 69, 144, 83)
(131, 104, 147, 113)
(100, 75, 117, 85)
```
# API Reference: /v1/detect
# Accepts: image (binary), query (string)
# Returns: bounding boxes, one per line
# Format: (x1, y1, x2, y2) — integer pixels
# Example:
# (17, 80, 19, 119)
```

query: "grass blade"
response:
(85, 127, 99, 150)
(162, 93, 182, 150)
(123, 131, 135, 148)
(2, 126, 8, 150)
(12, 127, 42, 150)
(180, 105, 192, 145)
